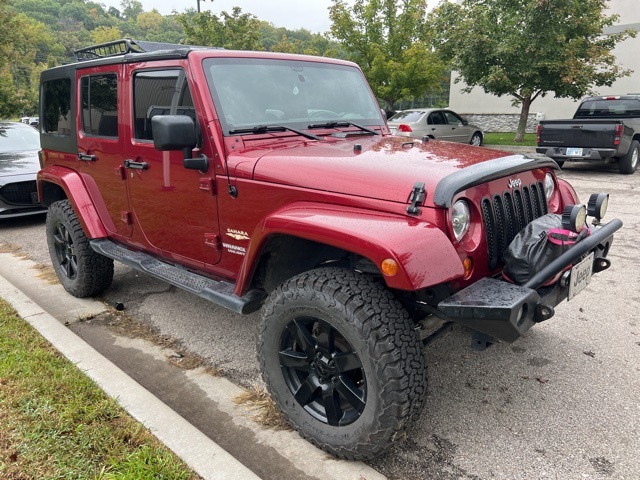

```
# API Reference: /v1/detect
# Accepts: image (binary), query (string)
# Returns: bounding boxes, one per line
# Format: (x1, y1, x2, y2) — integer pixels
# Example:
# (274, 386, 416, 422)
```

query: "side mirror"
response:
(462, 119, 469, 126)
(152, 115, 196, 151)
(151, 115, 208, 171)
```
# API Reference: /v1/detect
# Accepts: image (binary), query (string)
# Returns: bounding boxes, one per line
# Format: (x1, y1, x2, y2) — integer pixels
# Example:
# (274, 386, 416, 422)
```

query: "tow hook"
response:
(593, 257, 611, 273)
(535, 304, 555, 323)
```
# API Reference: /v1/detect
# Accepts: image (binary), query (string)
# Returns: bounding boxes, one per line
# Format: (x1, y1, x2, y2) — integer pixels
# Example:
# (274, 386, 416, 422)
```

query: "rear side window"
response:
(81, 74, 118, 137)
(42, 78, 72, 135)
(133, 69, 195, 141)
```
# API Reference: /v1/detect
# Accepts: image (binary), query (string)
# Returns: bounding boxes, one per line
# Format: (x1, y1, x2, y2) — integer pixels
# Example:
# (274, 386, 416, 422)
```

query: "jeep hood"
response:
(234, 136, 525, 207)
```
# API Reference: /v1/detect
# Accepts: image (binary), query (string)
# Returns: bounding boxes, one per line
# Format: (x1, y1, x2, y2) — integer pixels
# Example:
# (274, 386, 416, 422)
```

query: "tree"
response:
(431, 0, 635, 142)
(176, 7, 262, 50)
(91, 25, 123, 44)
(329, 0, 446, 110)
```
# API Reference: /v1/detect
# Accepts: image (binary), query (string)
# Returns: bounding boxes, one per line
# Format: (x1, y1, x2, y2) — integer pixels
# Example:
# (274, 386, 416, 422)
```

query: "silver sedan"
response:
(387, 108, 484, 146)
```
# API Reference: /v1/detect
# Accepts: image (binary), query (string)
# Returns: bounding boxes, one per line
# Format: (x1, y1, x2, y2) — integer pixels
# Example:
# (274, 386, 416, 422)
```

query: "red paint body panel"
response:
(244, 136, 512, 205)
(235, 202, 463, 293)
(38, 165, 108, 238)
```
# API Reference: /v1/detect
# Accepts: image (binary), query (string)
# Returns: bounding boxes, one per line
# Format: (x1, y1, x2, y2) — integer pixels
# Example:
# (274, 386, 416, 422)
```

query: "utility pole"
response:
(197, 0, 211, 13)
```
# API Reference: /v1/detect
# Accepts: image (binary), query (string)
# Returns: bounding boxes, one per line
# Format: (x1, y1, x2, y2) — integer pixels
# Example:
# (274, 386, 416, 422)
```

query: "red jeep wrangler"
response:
(37, 39, 621, 460)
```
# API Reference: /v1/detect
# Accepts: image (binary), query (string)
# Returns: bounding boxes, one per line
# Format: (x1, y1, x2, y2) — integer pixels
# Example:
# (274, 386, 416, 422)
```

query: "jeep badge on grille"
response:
(508, 178, 522, 188)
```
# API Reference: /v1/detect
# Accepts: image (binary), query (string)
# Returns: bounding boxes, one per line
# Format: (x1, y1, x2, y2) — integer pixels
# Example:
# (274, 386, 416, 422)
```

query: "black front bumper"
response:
(436, 219, 622, 343)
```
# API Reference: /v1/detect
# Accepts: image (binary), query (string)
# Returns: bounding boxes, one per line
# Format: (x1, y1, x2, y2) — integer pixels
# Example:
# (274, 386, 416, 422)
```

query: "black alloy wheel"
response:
(52, 221, 78, 280)
(279, 317, 366, 426)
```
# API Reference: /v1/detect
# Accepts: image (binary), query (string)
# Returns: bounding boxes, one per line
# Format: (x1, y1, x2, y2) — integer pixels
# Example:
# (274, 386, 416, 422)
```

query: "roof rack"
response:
(73, 38, 190, 62)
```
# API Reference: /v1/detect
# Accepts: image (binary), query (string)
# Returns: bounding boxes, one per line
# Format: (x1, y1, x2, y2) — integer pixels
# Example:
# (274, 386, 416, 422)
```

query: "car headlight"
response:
(452, 200, 470, 241)
(544, 173, 555, 200)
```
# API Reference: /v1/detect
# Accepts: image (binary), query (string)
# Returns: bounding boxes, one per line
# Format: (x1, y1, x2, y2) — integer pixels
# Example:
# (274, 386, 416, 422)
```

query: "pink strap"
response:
(547, 227, 589, 246)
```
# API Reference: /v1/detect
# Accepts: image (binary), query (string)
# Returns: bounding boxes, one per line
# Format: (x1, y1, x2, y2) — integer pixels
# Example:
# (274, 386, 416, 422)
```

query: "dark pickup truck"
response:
(536, 95, 640, 174)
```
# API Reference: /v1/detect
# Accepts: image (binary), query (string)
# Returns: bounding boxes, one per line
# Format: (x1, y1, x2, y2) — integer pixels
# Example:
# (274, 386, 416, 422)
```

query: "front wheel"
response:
(46, 200, 114, 297)
(470, 132, 483, 146)
(619, 140, 639, 174)
(258, 268, 426, 460)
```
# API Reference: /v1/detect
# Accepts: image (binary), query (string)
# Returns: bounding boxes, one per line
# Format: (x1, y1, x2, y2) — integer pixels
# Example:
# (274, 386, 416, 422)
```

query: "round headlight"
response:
(562, 205, 587, 233)
(544, 173, 555, 200)
(452, 200, 470, 241)
(587, 193, 609, 220)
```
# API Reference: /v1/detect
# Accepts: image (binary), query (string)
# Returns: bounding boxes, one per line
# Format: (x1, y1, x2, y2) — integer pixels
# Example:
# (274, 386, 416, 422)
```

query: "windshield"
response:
(0, 123, 40, 152)
(203, 57, 384, 135)
(575, 99, 640, 118)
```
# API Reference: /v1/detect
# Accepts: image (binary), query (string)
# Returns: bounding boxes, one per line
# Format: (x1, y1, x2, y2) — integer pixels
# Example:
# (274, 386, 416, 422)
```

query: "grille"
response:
(0, 181, 38, 205)
(481, 181, 548, 269)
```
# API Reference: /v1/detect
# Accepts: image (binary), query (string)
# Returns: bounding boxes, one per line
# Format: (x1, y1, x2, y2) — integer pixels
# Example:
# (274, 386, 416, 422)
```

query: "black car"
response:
(0, 121, 46, 218)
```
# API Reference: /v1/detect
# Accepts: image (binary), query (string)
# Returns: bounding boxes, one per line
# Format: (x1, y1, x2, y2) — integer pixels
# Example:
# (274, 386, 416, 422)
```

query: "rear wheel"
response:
(46, 200, 114, 297)
(619, 140, 639, 174)
(258, 268, 426, 460)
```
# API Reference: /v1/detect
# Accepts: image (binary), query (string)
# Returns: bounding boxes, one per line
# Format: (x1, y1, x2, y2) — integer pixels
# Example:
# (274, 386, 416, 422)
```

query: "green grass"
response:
(0, 298, 199, 480)
(483, 132, 537, 147)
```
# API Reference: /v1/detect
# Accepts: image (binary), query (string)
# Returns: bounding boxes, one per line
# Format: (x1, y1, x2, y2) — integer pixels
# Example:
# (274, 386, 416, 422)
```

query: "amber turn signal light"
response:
(463, 257, 473, 279)
(381, 259, 399, 276)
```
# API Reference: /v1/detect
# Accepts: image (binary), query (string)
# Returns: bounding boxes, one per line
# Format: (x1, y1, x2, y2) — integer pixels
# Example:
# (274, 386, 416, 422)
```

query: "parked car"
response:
(38, 38, 620, 461)
(388, 108, 484, 146)
(28, 117, 39, 129)
(536, 95, 640, 174)
(0, 121, 46, 218)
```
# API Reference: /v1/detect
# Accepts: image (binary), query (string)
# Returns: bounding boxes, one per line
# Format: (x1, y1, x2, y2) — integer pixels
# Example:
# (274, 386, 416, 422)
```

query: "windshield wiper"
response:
(228, 124, 323, 141)
(307, 121, 379, 135)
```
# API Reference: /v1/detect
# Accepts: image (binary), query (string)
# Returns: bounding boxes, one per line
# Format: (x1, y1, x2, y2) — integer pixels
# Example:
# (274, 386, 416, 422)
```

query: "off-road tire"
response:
(46, 200, 114, 297)
(258, 267, 427, 460)
(619, 139, 639, 174)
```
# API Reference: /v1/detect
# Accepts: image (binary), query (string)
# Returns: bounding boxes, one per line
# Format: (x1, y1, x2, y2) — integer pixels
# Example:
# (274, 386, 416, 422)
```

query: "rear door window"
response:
(81, 74, 118, 137)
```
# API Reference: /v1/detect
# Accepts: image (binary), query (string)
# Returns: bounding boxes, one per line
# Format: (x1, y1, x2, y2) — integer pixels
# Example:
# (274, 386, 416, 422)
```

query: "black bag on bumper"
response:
(503, 214, 582, 286)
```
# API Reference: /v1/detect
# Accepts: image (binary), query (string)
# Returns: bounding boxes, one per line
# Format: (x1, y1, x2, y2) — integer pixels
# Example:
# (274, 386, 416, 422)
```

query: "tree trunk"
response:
(514, 96, 532, 142)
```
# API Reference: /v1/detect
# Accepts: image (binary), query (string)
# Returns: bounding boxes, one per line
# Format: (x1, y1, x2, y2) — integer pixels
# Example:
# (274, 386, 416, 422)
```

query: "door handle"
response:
(124, 160, 149, 170)
(431, 128, 437, 131)
(78, 153, 96, 161)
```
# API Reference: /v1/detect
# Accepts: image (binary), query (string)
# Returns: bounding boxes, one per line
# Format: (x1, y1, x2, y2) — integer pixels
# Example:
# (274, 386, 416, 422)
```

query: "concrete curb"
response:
(0, 274, 260, 480)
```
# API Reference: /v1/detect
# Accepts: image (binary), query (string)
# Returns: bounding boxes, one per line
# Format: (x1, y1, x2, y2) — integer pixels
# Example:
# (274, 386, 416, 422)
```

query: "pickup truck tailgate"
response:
(538, 120, 620, 148)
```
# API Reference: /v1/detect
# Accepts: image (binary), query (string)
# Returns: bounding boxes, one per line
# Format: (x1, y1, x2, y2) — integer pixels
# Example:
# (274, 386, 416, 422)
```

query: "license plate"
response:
(566, 147, 583, 156)
(568, 252, 594, 301)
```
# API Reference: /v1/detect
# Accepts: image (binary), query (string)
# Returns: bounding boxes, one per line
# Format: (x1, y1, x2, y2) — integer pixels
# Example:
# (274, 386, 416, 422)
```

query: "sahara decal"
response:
(226, 228, 250, 241)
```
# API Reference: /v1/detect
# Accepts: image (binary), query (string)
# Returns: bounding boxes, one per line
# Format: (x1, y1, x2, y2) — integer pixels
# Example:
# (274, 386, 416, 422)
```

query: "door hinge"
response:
(199, 177, 216, 196)
(114, 165, 126, 180)
(204, 233, 221, 251)
(120, 211, 132, 225)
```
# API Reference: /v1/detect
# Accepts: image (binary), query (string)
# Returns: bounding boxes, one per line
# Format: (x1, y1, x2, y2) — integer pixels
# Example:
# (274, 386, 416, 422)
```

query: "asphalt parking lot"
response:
(1, 160, 638, 479)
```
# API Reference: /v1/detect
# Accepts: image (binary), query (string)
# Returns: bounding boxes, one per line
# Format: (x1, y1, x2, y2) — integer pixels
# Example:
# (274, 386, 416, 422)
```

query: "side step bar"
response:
(90, 239, 266, 314)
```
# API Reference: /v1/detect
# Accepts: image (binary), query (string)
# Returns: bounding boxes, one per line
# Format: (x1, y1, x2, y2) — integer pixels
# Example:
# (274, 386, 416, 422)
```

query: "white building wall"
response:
(448, 0, 640, 121)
